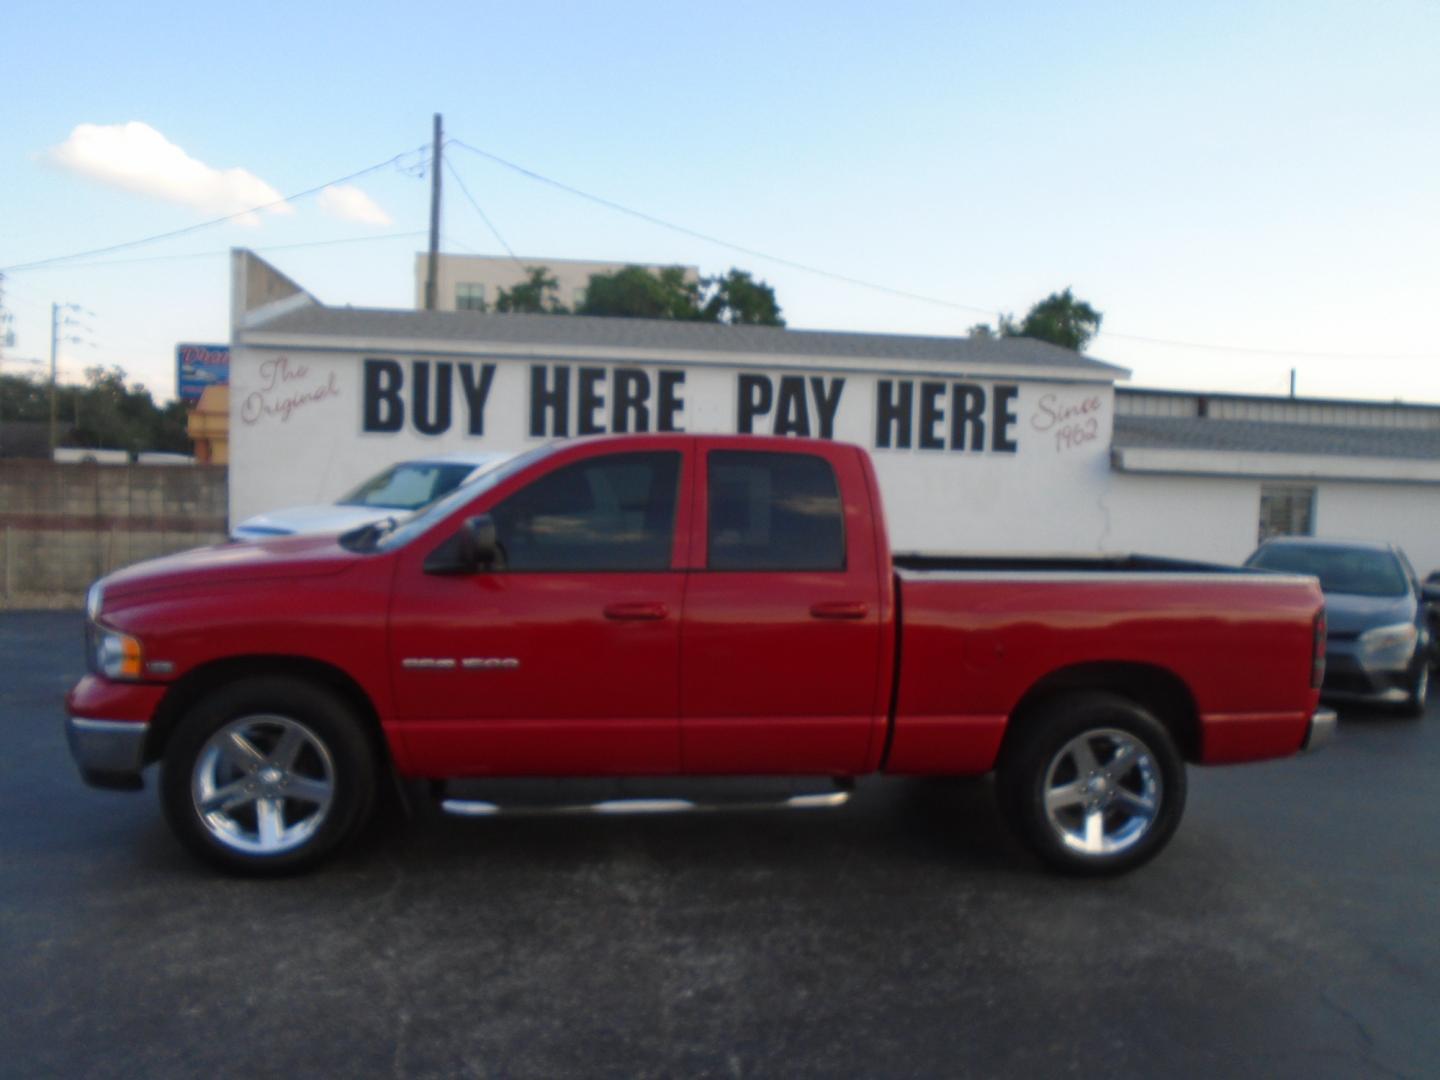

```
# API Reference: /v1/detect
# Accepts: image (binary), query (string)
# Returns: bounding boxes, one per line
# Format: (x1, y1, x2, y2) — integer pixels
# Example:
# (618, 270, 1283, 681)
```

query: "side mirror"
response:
(458, 514, 503, 570)
(424, 514, 505, 575)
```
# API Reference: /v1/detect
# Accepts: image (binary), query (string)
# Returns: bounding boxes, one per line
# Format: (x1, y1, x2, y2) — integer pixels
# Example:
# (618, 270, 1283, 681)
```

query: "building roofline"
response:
(1119, 384, 1440, 413)
(414, 252, 701, 271)
(238, 304, 1129, 380)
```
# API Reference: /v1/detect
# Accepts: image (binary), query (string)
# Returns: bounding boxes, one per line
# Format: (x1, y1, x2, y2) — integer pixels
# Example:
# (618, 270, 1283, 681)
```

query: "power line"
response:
(12, 230, 430, 272)
(448, 138, 1437, 362)
(1, 146, 429, 274)
(444, 158, 525, 270)
(449, 138, 998, 318)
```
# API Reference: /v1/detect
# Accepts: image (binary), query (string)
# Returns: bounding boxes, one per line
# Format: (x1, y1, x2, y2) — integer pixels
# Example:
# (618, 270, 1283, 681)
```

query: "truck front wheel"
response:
(998, 692, 1186, 876)
(160, 677, 377, 875)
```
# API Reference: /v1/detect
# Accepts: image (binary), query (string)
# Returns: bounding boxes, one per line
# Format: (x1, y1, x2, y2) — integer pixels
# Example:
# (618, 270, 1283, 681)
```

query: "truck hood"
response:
(100, 534, 364, 605)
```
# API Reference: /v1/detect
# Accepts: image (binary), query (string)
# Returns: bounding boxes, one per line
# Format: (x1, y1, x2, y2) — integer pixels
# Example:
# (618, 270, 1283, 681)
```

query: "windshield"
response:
(1248, 543, 1409, 598)
(339, 462, 480, 511)
(359, 444, 558, 553)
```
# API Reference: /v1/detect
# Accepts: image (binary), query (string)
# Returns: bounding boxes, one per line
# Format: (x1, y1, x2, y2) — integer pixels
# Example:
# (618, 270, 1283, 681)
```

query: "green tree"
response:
(495, 266, 564, 314)
(69, 366, 191, 453)
(0, 365, 190, 456)
(579, 265, 703, 320)
(1004, 288, 1102, 352)
(700, 269, 785, 326)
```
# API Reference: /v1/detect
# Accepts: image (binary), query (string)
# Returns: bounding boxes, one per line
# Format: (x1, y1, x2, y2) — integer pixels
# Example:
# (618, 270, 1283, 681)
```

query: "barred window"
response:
(1258, 485, 1314, 543)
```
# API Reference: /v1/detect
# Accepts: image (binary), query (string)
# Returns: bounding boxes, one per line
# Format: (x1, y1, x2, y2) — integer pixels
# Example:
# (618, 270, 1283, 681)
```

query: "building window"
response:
(1258, 485, 1315, 543)
(455, 283, 487, 311)
(572, 287, 586, 310)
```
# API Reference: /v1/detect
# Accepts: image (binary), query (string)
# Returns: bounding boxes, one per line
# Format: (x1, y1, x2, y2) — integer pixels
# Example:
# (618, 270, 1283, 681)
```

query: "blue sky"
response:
(3, 0, 1437, 402)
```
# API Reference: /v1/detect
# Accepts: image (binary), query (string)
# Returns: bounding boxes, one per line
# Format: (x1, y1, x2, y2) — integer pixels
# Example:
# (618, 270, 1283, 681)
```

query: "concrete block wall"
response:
(0, 462, 228, 608)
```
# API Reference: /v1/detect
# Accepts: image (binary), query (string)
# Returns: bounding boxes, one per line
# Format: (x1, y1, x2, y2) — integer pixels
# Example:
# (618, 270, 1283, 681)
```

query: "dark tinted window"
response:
(492, 452, 679, 571)
(707, 451, 844, 571)
(1248, 543, 1409, 597)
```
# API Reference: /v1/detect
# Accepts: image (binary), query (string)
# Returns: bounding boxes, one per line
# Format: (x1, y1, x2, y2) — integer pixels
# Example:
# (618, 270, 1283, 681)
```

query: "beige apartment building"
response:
(413, 254, 700, 314)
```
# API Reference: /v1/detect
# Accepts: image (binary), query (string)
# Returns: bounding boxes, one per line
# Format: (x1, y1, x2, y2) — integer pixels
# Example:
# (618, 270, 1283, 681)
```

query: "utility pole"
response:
(0, 274, 10, 448)
(49, 303, 59, 455)
(0, 274, 12, 363)
(424, 113, 443, 311)
(48, 301, 88, 456)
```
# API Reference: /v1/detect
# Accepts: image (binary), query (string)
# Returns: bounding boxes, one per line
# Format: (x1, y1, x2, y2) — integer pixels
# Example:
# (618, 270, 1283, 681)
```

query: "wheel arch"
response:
(999, 661, 1202, 765)
(146, 655, 391, 772)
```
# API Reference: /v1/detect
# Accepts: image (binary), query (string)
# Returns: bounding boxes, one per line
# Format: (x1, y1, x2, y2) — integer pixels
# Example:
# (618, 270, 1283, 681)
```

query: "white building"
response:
(1109, 389, 1440, 570)
(414, 253, 700, 314)
(231, 251, 1440, 575)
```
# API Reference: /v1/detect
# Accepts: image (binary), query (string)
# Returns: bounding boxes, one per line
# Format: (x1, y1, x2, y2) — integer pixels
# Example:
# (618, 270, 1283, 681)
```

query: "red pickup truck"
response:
(67, 434, 1332, 876)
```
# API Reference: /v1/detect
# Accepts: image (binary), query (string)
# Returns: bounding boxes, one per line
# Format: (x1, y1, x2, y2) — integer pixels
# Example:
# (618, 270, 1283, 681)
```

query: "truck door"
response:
(388, 444, 691, 776)
(679, 441, 888, 774)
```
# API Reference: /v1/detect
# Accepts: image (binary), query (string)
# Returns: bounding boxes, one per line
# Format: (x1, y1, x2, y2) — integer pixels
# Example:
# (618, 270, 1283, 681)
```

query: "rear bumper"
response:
(67, 717, 148, 790)
(1303, 707, 1337, 752)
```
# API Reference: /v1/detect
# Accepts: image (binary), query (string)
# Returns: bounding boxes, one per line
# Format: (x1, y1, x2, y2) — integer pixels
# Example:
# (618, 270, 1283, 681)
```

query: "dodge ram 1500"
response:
(67, 434, 1332, 875)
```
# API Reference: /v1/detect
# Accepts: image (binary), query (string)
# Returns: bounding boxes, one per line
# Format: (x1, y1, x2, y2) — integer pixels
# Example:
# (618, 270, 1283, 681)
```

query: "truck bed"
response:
(886, 558, 1322, 774)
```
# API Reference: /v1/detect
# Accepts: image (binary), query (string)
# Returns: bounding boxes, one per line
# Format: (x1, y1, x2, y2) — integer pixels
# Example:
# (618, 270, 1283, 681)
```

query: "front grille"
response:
(1325, 670, 1374, 695)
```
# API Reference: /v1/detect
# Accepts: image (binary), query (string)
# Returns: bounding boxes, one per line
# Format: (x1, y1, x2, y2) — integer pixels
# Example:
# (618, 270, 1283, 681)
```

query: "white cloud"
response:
(45, 121, 293, 225)
(317, 183, 392, 226)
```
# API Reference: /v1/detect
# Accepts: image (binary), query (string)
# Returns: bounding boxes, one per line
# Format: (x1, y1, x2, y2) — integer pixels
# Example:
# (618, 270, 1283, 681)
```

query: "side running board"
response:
(440, 790, 851, 819)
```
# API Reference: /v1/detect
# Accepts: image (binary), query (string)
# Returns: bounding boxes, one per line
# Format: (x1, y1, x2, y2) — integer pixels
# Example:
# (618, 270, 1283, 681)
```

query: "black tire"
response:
(1397, 662, 1428, 719)
(160, 676, 377, 875)
(997, 692, 1186, 876)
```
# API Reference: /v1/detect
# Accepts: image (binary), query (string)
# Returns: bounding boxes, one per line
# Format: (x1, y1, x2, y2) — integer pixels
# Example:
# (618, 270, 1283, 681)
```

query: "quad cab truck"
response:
(67, 435, 1334, 876)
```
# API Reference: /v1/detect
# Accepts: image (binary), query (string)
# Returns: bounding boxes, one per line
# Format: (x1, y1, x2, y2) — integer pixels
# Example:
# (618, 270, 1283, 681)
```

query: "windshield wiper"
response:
(339, 516, 399, 553)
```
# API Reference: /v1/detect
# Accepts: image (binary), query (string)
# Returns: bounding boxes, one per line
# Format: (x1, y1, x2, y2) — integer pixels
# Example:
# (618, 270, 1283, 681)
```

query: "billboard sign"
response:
(176, 343, 230, 405)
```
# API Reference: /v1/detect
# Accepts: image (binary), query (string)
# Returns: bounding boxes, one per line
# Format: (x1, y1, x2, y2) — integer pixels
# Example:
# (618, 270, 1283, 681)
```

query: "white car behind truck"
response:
(231, 452, 511, 541)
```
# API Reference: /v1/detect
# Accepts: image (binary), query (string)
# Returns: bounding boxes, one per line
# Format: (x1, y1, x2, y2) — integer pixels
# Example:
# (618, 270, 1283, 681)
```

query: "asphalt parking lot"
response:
(3, 610, 1438, 1079)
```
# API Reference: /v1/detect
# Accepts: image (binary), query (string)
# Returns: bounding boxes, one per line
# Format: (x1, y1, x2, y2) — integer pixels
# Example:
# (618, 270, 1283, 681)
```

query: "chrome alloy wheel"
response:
(191, 715, 335, 855)
(1042, 727, 1162, 856)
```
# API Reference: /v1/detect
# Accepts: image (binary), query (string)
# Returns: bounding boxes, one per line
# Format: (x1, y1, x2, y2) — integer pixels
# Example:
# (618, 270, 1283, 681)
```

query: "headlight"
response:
(1358, 622, 1418, 671)
(93, 628, 144, 680)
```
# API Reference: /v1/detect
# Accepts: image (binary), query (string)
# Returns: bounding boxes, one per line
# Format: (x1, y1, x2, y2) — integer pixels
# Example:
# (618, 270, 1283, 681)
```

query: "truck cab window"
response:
(707, 451, 844, 571)
(491, 452, 680, 571)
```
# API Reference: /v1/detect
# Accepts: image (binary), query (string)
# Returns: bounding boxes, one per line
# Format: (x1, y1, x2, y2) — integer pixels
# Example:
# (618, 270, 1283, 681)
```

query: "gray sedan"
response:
(1245, 537, 1432, 717)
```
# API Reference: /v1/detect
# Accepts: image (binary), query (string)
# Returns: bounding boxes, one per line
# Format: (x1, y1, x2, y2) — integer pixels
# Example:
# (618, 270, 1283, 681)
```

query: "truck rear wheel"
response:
(160, 677, 377, 875)
(998, 692, 1186, 876)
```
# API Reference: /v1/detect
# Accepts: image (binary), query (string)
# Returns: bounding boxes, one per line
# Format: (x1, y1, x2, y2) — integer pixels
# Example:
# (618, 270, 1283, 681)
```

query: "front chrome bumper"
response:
(67, 717, 148, 790)
(1303, 707, 1338, 752)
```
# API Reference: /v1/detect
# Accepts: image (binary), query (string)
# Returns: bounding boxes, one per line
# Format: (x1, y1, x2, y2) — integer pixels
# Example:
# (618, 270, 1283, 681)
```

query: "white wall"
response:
(229, 343, 1440, 568)
(1316, 482, 1440, 578)
(1106, 472, 1440, 571)
(1106, 473, 1263, 563)
(228, 346, 1119, 556)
